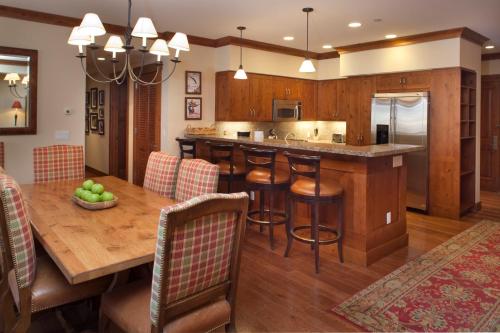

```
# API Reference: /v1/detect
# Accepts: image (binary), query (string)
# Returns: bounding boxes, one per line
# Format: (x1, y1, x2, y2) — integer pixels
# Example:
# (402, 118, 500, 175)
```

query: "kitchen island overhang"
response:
(188, 135, 424, 266)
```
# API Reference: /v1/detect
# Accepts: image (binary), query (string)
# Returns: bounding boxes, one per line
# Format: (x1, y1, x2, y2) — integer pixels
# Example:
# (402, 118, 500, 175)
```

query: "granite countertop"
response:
(186, 134, 424, 157)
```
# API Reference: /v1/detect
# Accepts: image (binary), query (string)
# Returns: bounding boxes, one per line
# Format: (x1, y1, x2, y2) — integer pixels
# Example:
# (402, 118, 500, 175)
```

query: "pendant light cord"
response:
(306, 11, 309, 55)
(240, 29, 243, 65)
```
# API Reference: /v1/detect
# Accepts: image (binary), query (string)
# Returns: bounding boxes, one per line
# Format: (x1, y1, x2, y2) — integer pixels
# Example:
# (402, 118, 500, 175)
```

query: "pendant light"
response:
(299, 7, 316, 73)
(234, 26, 248, 80)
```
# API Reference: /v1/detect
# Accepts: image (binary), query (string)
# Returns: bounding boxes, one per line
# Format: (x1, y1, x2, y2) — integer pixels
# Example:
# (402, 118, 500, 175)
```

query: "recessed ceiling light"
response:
(385, 34, 397, 39)
(322, 44, 333, 49)
(283, 36, 294, 41)
(485, 45, 495, 49)
(348, 22, 362, 28)
(373, 18, 382, 22)
(97, 57, 106, 61)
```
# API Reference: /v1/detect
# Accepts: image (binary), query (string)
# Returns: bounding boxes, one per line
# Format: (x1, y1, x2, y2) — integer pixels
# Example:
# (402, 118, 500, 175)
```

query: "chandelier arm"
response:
(10, 86, 25, 99)
(134, 51, 148, 81)
(114, 56, 129, 85)
(139, 61, 177, 86)
(127, 59, 156, 84)
(80, 58, 115, 83)
(89, 48, 121, 81)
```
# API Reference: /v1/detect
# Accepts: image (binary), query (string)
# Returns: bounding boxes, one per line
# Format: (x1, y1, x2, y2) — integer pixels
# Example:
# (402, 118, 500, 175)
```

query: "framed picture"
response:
(90, 88, 98, 109)
(185, 71, 202, 95)
(98, 119, 105, 135)
(85, 108, 89, 117)
(185, 97, 202, 120)
(85, 116, 89, 134)
(85, 92, 90, 106)
(98, 90, 105, 106)
(90, 113, 98, 131)
(98, 108, 104, 119)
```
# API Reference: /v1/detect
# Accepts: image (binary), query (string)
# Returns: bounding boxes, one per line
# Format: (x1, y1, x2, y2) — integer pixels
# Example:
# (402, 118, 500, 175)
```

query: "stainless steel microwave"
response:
(272, 99, 302, 121)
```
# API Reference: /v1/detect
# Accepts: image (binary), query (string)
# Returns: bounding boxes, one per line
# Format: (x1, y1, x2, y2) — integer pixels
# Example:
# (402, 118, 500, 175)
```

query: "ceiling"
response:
(2, 0, 500, 53)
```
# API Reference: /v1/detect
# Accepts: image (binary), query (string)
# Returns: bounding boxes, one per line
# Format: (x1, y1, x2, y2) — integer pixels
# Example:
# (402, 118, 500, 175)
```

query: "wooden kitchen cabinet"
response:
(272, 76, 301, 100)
(249, 74, 273, 121)
(216, 71, 249, 121)
(345, 76, 375, 145)
(376, 70, 431, 92)
(317, 80, 340, 120)
(300, 80, 317, 120)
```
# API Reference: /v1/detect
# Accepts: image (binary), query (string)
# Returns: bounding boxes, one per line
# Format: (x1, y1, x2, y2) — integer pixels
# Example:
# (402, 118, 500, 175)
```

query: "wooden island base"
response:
(195, 138, 409, 266)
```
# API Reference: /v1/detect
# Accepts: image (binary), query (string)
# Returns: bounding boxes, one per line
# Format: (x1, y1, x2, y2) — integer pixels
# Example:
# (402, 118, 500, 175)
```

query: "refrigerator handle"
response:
(390, 98, 396, 144)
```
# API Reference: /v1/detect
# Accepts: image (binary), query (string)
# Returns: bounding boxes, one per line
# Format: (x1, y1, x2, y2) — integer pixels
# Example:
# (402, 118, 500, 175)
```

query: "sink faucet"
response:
(285, 132, 296, 144)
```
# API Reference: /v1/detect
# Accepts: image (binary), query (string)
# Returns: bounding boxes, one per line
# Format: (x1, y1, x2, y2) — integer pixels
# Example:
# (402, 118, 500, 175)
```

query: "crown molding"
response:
(482, 52, 500, 61)
(335, 27, 489, 54)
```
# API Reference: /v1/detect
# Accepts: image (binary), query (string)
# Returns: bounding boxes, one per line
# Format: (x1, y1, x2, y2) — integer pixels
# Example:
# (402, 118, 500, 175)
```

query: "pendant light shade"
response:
(169, 32, 190, 51)
(4, 73, 20, 85)
(150, 39, 170, 56)
(131, 17, 158, 38)
(67, 26, 92, 46)
(299, 7, 316, 73)
(78, 13, 106, 37)
(21, 75, 29, 86)
(234, 26, 247, 80)
(104, 36, 126, 53)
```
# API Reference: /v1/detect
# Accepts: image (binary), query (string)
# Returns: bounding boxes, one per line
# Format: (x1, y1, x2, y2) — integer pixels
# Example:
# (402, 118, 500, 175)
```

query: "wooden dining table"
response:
(20, 176, 177, 285)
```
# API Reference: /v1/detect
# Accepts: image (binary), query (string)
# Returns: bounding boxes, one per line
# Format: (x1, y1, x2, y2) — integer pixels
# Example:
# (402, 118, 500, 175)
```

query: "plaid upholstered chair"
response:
(0, 173, 112, 332)
(99, 192, 249, 333)
(174, 159, 220, 202)
(33, 145, 84, 183)
(143, 152, 181, 199)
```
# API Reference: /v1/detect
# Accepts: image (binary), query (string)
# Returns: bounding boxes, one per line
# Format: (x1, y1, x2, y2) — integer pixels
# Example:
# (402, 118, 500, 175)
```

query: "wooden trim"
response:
(482, 74, 500, 81)
(85, 165, 108, 177)
(336, 27, 489, 54)
(0, 59, 28, 66)
(482, 52, 500, 61)
(317, 51, 341, 60)
(161, 31, 216, 48)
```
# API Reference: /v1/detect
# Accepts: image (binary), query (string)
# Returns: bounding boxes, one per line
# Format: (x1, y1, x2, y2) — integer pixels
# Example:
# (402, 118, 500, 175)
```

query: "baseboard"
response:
(85, 165, 108, 177)
(474, 201, 482, 211)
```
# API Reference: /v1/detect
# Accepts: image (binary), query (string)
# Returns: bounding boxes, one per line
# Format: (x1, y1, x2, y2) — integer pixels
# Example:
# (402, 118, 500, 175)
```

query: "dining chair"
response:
(174, 159, 220, 202)
(33, 145, 85, 183)
(143, 152, 181, 199)
(0, 173, 112, 333)
(99, 192, 249, 333)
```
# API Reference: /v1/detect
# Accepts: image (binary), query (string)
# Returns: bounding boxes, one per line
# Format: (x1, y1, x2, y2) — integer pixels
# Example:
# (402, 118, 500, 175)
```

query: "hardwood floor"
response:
(234, 191, 498, 332)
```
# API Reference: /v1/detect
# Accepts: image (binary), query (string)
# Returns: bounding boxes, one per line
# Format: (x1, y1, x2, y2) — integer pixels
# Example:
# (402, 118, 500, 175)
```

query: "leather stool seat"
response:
(246, 168, 289, 184)
(290, 178, 343, 197)
(101, 280, 231, 333)
(217, 161, 246, 175)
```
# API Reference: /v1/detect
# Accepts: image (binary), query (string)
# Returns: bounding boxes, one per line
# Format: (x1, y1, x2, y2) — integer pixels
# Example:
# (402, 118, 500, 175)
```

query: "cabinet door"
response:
(229, 73, 250, 121)
(404, 71, 431, 90)
(358, 76, 376, 145)
(249, 74, 274, 121)
(215, 71, 230, 121)
(300, 80, 317, 120)
(272, 77, 288, 99)
(375, 73, 404, 92)
(345, 76, 375, 145)
(317, 80, 338, 120)
(286, 78, 301, 100)
(376, 71, 431, 92)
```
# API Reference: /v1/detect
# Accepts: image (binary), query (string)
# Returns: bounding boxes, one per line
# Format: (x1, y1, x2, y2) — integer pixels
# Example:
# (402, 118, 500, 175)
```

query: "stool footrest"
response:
(247, 209, 287, 226)
(289, 224, 341, 245)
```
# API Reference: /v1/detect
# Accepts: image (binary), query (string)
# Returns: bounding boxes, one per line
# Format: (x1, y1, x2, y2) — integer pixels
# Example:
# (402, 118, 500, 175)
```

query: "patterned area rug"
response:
(333, 221, 499, 332)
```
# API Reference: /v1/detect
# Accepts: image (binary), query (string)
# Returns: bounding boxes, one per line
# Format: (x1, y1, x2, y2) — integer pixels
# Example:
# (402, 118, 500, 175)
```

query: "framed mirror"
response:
(0, 46, 37, 135)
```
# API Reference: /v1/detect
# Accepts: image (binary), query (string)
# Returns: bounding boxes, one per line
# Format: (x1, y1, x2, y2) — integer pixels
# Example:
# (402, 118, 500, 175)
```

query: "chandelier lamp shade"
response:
(299, 7, 316, 73)
(3, 73, 29, 98)
(234, 26, 247, 80)
(67, 0, 190, 86)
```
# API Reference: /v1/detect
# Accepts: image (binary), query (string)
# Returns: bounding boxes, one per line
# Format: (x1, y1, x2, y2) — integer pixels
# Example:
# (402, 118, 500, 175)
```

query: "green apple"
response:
(100, 192, 114, 202)
(81, 190, 92, 202)
(82, 179, 94, 191)
(91, 183, 105, 195)
(87, 193, 100, 203)
(74, 187, 84, 198)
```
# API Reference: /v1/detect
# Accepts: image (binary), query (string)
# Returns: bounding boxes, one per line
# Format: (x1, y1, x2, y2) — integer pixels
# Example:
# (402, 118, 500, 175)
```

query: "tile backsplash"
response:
(216, 121, 347, 141)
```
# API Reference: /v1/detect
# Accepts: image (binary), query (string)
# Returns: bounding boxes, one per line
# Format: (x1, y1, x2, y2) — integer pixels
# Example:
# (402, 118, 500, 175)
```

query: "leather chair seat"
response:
(290, 178, 343, 197)
(246, 168, 289, 184)
(217, 161, 246, 175)
(8, 255, 112, 313)
(101, 280, 231, 333)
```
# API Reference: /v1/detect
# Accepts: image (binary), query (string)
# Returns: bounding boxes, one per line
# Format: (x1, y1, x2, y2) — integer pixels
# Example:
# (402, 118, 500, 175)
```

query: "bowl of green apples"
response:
(72, 179, 118, 210)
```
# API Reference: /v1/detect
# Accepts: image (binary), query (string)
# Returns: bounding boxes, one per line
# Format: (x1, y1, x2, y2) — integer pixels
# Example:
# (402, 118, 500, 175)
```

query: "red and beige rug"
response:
(333, 221, 499, 332)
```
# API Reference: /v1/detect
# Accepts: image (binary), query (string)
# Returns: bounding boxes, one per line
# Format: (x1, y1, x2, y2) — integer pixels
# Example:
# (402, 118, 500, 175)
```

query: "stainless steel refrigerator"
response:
(371, 92, 429, 211)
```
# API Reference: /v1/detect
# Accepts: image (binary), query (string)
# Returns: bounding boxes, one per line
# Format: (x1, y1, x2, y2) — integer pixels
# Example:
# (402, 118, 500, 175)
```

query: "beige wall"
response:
(482, 59, 500, 75)
(0, 17, 85, 184)
(85, 79, 109, 174)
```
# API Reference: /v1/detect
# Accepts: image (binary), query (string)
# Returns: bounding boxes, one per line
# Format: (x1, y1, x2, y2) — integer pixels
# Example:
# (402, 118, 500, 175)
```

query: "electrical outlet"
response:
(64, 109, 73, 115)
(250, 191, 255, 200)
(393, 155, 403, 168)
(386, 212, 392, 224)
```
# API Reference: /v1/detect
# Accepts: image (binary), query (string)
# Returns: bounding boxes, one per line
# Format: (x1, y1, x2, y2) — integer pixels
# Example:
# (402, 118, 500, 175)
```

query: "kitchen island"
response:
(187, 135, 423, 266)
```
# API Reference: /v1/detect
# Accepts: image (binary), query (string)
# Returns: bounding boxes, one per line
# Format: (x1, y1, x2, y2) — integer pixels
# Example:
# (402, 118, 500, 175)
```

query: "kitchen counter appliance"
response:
(371, 92, 429, 211)
(273, 99, 302, 121)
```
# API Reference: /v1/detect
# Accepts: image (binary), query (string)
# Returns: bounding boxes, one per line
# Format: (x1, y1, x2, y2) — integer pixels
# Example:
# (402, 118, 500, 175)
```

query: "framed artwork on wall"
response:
(98, 119, 105, 135)
(90, 113, 98, 131)
(85, 92, 90, 107)
(90, 88, 98, 108)
(85, 116, 89, 134)
(185, 97, 202, 120)
(98, 90, 105, 106)
(98, 108, 104, 119)
(185, 71, 202, 94)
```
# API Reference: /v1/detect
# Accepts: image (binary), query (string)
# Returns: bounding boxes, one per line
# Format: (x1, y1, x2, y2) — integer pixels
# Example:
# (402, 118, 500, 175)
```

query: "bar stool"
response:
(283, 151, 344, 273)
(206, 141, 245, 193)
(175, 137, 197, 159)
(241, 145, 289, 250)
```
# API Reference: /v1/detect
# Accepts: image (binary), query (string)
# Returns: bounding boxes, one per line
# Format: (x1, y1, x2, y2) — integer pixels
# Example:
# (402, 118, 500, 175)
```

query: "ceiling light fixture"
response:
(485, 45, 495, 49)
(348, 22, 362, 28)
(299, 7, 316, 73)
(3, 72, 29, 98)
(385, 34, 397, 39)
(283, 36, 294, 41)
(322, 44, 333, 49)
(234, 26, 247, 80)
(68, 0, 189, 86)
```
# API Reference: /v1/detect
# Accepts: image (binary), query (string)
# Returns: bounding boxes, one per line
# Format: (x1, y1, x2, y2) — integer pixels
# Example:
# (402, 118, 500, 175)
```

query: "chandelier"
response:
(4, 73, 29, 98)
(67, 0, 190, 85)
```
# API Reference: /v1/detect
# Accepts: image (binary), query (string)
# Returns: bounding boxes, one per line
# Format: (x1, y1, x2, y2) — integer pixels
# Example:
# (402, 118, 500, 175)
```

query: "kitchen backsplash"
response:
(215, 121, 347, 141)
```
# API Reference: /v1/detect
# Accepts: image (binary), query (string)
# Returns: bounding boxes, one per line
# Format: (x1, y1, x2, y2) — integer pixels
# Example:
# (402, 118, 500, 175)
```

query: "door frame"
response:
(109, 77, 129, 180)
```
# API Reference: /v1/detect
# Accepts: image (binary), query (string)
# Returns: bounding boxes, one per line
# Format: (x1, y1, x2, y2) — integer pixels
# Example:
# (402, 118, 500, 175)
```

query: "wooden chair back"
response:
(240, 145, 278, 183)
(175, 138, 197, 159)
(150, 192, 249, 332)
(284, 151, 321, 197)
(207, 141, 235, 170)
(33, 145, 84, 183)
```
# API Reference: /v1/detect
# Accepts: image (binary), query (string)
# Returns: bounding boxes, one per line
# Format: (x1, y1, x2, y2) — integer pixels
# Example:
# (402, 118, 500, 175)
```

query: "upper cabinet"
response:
(249, 74, 274, 121)
(376, 70, 431, 92)
(299, 80, 317, 120)
(317, 80, 340, 121)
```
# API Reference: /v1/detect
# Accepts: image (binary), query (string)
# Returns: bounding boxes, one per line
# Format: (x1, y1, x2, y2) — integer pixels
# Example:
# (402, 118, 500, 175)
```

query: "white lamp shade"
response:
(169, 32, 190, 51)
(132, 17, 158, 38)
(4, 73, 21, 82)
(299, 59, 316, 73)
(149, 39, 170, 56)
(104, 36, 126, 53)
(78, 13, 106, 37)
(21, 75, 29, 85)
(67, 26, 92, 46)
(234, 66, 247, 80)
